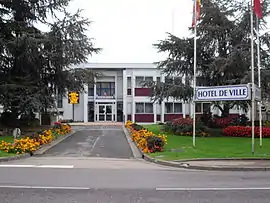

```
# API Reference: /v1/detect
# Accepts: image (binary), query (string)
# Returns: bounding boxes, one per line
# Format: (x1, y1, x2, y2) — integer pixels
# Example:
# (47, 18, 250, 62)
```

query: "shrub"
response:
(163, 118, 209, 137)
(125, 121, 167, 153)
(223, 126, 270, 137)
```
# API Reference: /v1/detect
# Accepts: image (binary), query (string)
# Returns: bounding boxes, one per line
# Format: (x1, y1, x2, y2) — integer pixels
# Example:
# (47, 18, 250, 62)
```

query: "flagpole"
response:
(193, 0, 197, 147)
(250, 0, 255, 154)
(256, 16, 262, 147)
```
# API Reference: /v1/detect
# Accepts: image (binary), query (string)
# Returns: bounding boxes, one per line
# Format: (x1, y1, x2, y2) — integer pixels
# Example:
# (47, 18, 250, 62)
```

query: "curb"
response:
(142, 153, 270, 171)
(124, 127, 270, 171)
(0, 153, 31, 163)
(33, 131, 76, 155)
(0, 131, 76, 162)
(122, 125, 142, 159)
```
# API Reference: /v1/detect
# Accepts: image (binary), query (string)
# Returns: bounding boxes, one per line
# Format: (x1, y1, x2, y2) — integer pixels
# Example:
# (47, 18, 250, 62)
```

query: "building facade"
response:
(57, 63, 244, 123)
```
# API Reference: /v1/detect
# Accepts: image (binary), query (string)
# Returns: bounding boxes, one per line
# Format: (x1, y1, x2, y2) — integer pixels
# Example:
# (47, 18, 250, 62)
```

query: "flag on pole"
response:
(254, 0, 262, 18)
(192, 0, 201, 27)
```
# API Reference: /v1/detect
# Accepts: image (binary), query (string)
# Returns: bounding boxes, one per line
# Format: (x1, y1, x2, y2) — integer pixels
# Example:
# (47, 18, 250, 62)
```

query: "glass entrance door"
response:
(97, 104, 113, 122)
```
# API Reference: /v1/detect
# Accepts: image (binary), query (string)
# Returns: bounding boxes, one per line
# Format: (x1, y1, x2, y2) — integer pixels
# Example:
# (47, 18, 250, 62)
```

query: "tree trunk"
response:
(221, 104, 230, 117)
(215, 103, 230, 118)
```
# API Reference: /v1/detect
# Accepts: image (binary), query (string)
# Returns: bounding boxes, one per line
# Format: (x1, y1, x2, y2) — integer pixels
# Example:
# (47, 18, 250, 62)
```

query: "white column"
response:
(115, 74, 117, 122)
(153, 102, 157, 123)
(83, 84, 88, 123)
(153, 76, 157, 123)
(123, 70, 127, 123)
(94, 77, 97, 122)
(161, 75, 165, 123)
(182, 101, 186, 118)
(132, 75, 136, 122)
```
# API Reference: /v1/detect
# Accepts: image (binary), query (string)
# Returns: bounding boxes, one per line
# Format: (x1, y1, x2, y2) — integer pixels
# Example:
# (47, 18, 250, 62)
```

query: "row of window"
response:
(87, 76, 184, 97)
(88, 82, 115, 96)
(135, 102, 210, 114)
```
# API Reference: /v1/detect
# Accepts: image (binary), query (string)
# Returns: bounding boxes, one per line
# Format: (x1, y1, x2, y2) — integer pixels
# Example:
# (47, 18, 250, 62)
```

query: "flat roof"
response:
(72, 62, 157, 69)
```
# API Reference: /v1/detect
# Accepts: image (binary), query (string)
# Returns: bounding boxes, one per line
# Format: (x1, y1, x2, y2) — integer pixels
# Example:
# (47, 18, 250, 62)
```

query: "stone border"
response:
(0, 130, 76, 162)
(33, 130, 76, 155)
(123, 126, 270, 171)
(122, 125, 142, 159)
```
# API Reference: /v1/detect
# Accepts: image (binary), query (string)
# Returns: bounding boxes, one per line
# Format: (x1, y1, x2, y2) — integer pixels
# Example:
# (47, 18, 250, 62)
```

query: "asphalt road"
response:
(0, 188, 269, 203)
(1, 125, 270, 202)
(42, 125, 133, 158)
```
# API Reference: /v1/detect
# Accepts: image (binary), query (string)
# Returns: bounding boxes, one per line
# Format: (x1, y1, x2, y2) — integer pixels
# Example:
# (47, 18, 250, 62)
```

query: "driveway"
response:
(42, 125, 133, 159)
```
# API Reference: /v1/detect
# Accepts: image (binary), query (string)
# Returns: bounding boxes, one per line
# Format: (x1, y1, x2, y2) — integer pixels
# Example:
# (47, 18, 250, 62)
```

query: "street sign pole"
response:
(72, 103, 75, 121)
(250, 0, 255, 154)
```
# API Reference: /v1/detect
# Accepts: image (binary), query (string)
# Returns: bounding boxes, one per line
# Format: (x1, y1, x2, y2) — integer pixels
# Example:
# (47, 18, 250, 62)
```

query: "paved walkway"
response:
(42, 125, 133, 159)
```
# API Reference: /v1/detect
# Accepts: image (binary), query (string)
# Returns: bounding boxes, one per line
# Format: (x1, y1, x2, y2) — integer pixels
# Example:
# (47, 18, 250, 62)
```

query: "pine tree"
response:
(0, 0, 100, 125)
(150, 0, 270, 116)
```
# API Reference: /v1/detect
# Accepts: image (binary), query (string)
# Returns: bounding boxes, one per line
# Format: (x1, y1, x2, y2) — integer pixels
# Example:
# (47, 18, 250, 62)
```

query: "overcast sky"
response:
(65, 0, 193, 63)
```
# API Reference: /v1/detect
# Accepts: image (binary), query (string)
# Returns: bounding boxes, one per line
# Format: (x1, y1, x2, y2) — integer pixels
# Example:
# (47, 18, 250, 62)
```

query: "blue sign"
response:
(195, 84, 251, 101)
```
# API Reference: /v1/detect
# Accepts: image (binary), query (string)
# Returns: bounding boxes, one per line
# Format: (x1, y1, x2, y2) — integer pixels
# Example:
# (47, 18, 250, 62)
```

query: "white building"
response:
(56, 63, 244, 123)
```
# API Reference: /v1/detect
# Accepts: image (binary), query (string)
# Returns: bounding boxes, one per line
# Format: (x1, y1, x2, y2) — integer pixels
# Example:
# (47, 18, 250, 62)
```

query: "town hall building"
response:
(56, 63, 244, 123)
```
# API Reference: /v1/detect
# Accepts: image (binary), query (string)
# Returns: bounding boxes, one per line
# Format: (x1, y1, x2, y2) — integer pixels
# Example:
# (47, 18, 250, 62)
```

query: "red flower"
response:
(223, 126, 270, 137)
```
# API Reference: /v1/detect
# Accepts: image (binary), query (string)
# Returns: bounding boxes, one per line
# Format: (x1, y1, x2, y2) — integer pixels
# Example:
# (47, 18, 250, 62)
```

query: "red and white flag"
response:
(254, 0, 262, 18)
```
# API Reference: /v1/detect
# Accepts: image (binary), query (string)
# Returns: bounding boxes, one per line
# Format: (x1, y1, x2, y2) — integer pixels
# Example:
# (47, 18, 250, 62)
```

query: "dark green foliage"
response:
(148, 0, 270, 116)
(163, 118, 209, 136)
(0, 0, 100, 123)
(131, 123, 145, 131)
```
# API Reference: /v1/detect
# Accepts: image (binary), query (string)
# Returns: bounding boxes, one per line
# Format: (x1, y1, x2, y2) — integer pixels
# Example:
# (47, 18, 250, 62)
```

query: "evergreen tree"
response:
(0, 0, 100, 123)
(149, 0, 270, 116)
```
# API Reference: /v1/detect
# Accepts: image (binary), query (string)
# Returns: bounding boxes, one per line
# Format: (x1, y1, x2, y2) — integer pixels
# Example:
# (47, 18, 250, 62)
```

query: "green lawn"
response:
(144, 124, 270, 161)
(0, 136, 16, 157)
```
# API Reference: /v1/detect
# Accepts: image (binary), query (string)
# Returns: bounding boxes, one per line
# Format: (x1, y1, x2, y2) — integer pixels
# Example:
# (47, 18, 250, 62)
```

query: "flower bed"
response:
(125, 121, 167, 153)
(0, 123, 72, 155)
(223, 126, 270, 137)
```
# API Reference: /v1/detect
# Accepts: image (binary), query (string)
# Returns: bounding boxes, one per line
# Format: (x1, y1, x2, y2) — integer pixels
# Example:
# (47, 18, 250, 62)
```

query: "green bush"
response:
(163, 118, 209, 136)
(131, 123, 145, 131)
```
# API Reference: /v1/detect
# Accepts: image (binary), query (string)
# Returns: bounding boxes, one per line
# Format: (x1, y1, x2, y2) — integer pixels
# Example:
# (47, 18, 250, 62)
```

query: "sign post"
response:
(195, 85, 251, 101)
(194, 84, 261, 153)
(68, 91, 79, 121)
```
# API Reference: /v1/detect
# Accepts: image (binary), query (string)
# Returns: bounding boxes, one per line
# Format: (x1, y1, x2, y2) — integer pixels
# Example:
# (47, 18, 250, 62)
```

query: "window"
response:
(165, 103, 173, 113)
(127, 77, 131, 88)
(96, 82, 115, 96)
(135, 102, 153, 113)
(136, 103, 144, 113)
(165, 76, 183, 85)
(88, 83, 94, 96)
(145, 103, 153, 113)
(203, 103, 211, 112)
(165, 103, 182, 113)
(135, 77, 144, 87)
(127, 77, 132, 95)
(156, 77, 161, 84)
(145, 77, 153, 82)
(174, 103, 182, 113)
(135, 76, 153, 87)
(57, 94, 63, 108)
(196, 102, 211, 113)
(195, 103, 202, 113)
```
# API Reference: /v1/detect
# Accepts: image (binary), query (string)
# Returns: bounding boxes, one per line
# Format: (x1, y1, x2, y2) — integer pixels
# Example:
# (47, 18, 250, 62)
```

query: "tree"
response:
(0, 0, 100, 125)
(148, 0, 270, 117)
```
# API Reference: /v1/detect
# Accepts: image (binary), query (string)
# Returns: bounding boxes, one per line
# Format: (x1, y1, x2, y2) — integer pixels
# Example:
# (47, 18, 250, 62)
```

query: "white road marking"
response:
(0, 165, 74, 168)
(36, 165, 74, 168)
(0, 165, 35, 168)
(156, 187, 270, 191)
(90, 136, 100, 152)
(0, 185, 90, 190)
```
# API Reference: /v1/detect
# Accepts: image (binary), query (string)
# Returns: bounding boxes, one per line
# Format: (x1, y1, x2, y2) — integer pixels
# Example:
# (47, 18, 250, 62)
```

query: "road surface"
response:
(0, 125, 269, 202)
